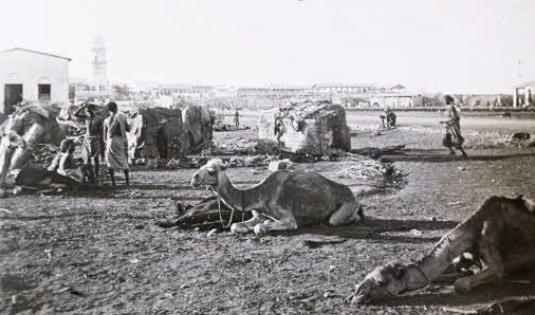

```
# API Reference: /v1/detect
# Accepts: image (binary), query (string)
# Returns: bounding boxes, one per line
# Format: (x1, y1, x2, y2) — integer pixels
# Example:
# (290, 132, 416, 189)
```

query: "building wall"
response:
(0, 50, 69, 113)
(368, 95, 414, 108)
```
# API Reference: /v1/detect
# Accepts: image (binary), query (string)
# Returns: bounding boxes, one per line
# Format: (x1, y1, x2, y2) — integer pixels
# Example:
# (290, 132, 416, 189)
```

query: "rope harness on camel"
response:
(209, 171, 245, 229)
(213, 185, 235, 229)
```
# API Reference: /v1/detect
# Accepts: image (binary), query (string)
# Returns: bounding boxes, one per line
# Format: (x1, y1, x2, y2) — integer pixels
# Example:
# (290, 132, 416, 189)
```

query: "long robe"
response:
(444, 105, 464, 148)
(104, 112, 129, 170)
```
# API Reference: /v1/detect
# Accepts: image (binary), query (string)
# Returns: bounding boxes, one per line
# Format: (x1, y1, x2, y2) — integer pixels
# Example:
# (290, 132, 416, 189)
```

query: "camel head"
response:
(190, 158, 227, 187)
(351, 262, 426, 304)
(517, 195, 535, 213)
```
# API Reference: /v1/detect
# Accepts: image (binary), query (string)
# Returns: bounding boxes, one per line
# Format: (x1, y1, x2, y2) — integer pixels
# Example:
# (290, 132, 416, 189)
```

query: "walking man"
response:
(441, 95, 468, 157)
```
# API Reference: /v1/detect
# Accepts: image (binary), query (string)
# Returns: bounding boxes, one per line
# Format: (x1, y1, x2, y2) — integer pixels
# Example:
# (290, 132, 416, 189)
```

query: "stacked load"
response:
(127, 105, 215, 162)
(134, 107, 186, 159)
(258, 100, 351, 156)
(182, 105, 215, 152)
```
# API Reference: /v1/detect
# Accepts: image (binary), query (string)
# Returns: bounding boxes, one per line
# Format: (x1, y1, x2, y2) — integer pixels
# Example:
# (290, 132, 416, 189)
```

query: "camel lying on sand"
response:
(190, 159, 364, 236)
(351, 195, 535, 304)
(0, 103, 65, 185)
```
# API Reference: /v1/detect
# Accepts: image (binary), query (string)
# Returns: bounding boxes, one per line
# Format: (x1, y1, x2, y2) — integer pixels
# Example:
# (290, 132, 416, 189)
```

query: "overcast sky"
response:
(0, 0, 534, 93)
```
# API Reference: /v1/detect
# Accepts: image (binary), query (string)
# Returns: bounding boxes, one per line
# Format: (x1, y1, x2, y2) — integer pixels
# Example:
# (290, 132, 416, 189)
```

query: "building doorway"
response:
(38, 84, 51, 102)
(4, 84, 23, 113)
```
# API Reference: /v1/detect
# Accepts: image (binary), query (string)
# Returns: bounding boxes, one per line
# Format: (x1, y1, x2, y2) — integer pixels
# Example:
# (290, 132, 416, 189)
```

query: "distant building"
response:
(0, 47, 70, 113)
(237, 86, 313, 99)
(91, 34, 110, 96)
(514, 80, 534, 108)
(369, 93, 415, 108)
(70, 35, 111, 103)
(237, 83, 418, 108)
(311, 84, 374, 95)
(158, 84, 215, 100)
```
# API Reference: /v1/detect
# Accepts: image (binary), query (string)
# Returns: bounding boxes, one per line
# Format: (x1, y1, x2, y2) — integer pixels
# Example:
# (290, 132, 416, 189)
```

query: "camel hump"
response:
(281, 170, 353, 197)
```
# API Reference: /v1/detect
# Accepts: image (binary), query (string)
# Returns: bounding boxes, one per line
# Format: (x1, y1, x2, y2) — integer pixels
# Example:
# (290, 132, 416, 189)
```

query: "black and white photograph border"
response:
(1, 1, 535, 314)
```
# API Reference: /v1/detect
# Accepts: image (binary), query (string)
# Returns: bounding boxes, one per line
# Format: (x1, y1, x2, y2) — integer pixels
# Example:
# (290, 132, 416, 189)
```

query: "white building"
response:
(0, 48, 70, 113)
(514, 80, 534, 108)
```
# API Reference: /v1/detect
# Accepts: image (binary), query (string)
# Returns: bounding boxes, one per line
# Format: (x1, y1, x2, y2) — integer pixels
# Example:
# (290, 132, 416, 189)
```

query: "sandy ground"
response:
(1, 111, 535, 314)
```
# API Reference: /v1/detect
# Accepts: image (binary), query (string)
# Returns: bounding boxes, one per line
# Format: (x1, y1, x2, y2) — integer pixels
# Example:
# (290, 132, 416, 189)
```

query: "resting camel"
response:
(351, 195, 535, 304)
(0, 103, 65, 185)
(190, 159, 364, 236)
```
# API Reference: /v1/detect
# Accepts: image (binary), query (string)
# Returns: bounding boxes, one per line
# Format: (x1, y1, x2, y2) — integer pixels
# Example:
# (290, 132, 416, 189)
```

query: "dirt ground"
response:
(2, 111, 535, 314)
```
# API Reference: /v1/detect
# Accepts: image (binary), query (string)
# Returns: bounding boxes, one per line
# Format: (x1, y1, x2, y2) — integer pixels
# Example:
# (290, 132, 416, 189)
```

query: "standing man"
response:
(234, 108, 240, 129)
(73, 103, 101, 183)
(103, 101, 130, 186)
(441, 95, 468, 157)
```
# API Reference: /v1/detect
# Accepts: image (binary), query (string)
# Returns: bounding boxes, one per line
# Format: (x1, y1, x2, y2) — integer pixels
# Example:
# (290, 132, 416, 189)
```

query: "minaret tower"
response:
(92, 33, 109, 94)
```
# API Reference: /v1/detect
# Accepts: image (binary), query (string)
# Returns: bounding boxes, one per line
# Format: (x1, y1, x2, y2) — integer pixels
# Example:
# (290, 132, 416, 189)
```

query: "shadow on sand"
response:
(269, 217, 457, 243)
(370, 272, 535, 309)
(381, 150, 535, 163)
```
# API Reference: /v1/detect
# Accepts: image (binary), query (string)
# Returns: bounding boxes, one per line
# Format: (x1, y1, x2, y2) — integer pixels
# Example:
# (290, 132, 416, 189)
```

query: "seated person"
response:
(48, 139, 87, 183)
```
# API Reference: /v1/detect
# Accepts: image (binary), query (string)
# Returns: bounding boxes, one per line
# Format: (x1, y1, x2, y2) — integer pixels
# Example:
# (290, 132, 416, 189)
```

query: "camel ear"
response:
(522, 197, 535, 213)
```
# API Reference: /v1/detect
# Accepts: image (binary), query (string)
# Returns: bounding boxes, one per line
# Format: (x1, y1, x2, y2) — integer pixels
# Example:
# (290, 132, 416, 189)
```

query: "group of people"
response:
(46, 96, 467, 187)
(48, 101, 131, 186)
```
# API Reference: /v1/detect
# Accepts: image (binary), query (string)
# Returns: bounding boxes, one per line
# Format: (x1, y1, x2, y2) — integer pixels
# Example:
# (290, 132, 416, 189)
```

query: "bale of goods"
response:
(182, 105, 215, 153)
(258, 100, 351, 156)
(133, 107, 188, 159)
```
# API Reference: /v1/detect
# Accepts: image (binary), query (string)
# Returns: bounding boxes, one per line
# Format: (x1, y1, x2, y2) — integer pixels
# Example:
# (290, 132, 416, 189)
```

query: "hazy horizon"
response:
(1, 0, 535, 94)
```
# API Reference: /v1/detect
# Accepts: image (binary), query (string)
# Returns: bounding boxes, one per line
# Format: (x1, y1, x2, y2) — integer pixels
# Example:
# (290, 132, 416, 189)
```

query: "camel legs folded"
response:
(454, 220, 504, 292)
(328, 202, 364, 226)
(253, 211, 297, 236)
(230, 210, 266, 234)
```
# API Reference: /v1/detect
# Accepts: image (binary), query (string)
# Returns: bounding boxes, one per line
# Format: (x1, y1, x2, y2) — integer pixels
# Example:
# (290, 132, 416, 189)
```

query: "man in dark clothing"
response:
(234, 109, 240, 128)
(441, 95, 468, 157)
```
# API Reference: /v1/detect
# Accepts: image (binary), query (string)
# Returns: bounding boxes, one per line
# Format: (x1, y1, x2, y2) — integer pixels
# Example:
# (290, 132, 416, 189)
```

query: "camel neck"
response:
(404, 264, 430, 292)
(216, 171, 250, 212)
(415, 226, 475, 282)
